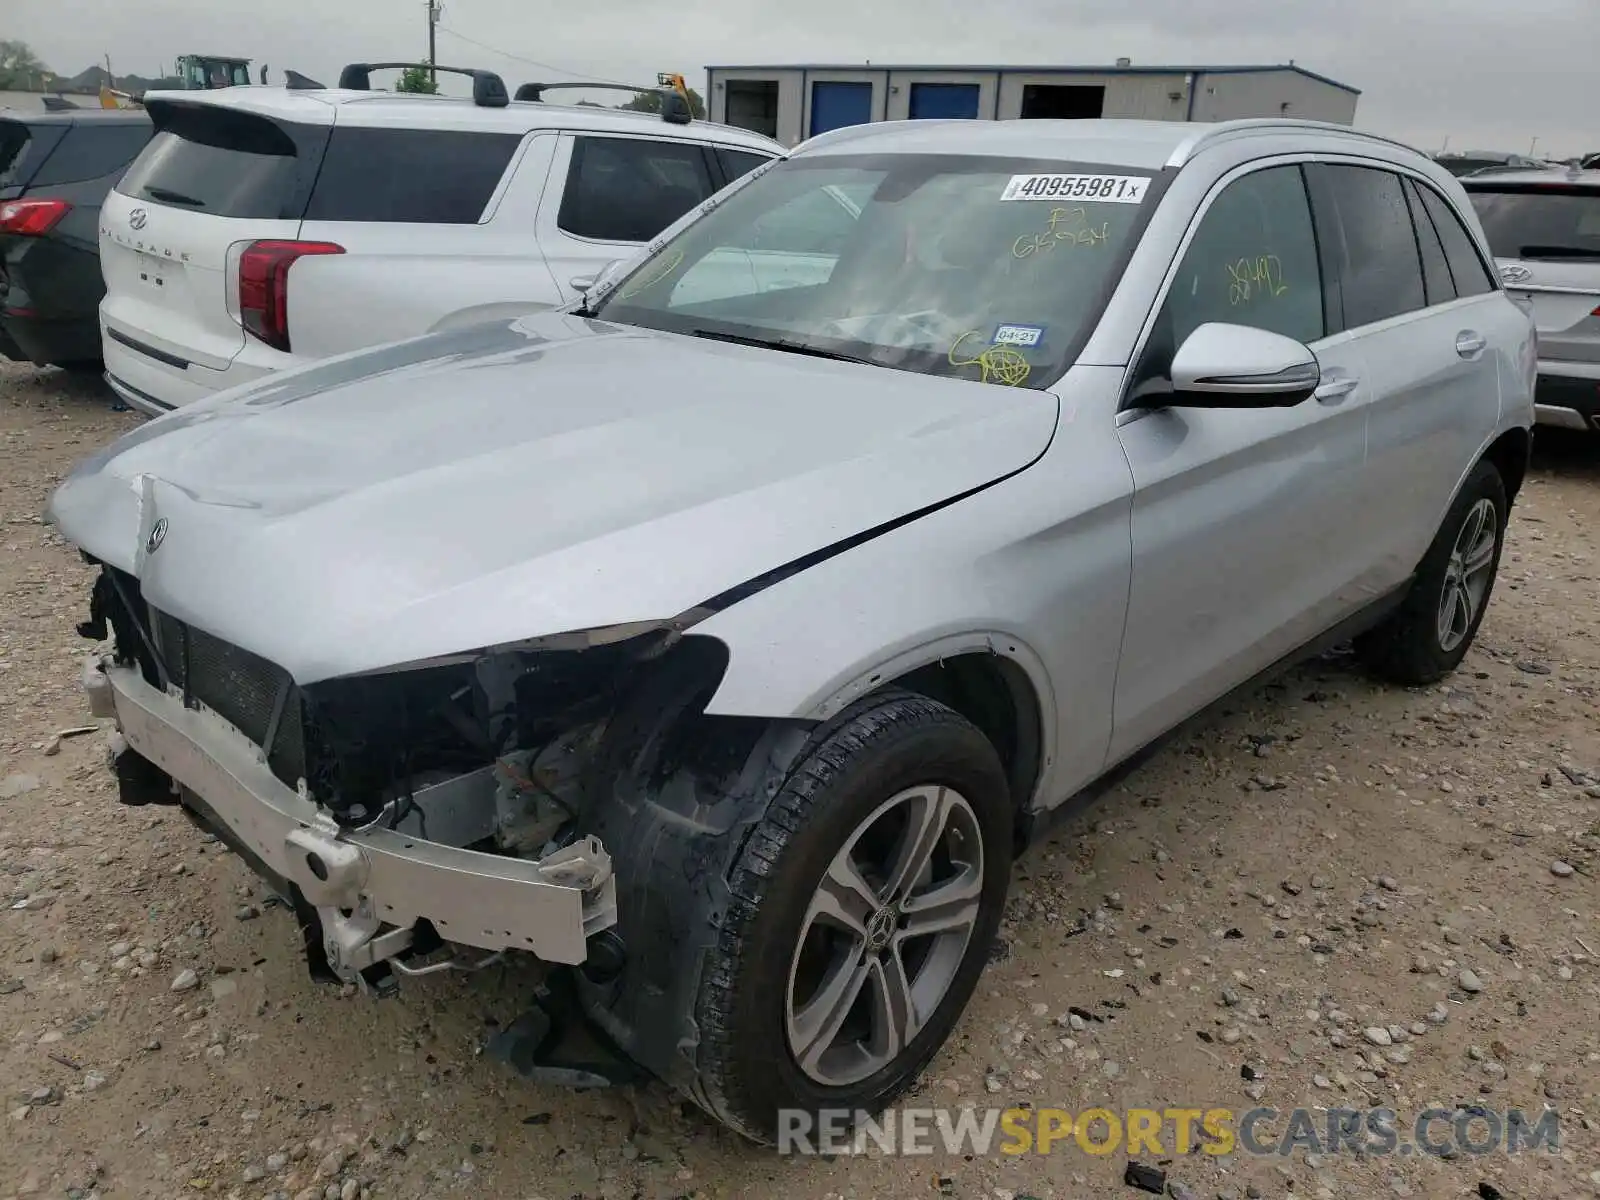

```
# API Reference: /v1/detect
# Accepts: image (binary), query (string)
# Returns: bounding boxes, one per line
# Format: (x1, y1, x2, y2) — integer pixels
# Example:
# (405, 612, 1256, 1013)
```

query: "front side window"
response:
(1318, 165, 1427, 328)
(1158, 164, 1325, 352)
(593, 154, 1158, 388)
(716, 148, 773, 185)
(558, 136, 715, 243)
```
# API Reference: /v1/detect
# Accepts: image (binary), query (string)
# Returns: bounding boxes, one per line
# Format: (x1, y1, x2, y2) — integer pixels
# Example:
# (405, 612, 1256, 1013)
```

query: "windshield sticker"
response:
(950, 330, 1032, 387)
(1013, 206, 1112, 258)
(1001, 173, 1149, 203)
(1227, 255, 1289, 305)
(992, 324, 1045, 348)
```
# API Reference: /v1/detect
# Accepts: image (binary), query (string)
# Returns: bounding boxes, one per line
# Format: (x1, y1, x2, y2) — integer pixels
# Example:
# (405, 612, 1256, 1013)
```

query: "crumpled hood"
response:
(48, 312, 1057, 683)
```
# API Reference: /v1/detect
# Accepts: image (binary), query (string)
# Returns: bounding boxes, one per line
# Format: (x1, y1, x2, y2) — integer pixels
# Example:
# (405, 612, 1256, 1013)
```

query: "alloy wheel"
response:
(784, 785, 985, 1087)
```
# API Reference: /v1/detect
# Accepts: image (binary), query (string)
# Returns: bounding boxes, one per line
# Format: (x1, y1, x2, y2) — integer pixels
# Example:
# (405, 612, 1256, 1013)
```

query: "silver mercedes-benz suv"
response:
(47, 117, 1534, 1144)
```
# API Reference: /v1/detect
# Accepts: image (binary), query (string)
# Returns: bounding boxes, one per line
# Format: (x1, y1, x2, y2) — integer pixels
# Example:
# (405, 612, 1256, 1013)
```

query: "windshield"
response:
(592, 154, 1158, 389)
(1467, 185, 1600, 260)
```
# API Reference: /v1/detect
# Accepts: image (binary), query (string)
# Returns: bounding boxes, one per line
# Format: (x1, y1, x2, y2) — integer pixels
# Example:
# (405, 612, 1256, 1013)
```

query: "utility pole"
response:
(426, 0, 440, 86)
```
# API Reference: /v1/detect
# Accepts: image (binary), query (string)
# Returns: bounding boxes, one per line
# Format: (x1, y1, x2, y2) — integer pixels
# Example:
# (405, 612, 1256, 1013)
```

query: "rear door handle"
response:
(1455, 331, 1487, 358)
(1314, 374, 1360, 404)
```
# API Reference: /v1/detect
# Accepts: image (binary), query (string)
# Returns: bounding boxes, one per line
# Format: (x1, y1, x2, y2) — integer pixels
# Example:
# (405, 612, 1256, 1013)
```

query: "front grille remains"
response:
(148, 604, 307, 788)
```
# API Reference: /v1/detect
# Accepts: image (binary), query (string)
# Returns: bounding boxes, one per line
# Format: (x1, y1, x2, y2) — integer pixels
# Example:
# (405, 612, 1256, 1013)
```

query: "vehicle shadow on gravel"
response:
(1531, 426, 1599, 480)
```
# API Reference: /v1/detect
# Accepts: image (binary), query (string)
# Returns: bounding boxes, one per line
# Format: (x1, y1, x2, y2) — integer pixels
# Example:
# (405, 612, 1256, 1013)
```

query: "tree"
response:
(620, 85, 706, 119)
(0, 40, 49, 91)
(395, 65, 438, 94)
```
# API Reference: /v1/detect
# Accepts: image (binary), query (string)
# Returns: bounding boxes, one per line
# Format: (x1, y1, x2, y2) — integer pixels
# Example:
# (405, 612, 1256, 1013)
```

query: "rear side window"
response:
(119, 104, 319, 220)
(558, 136, 714, 243)
(30, 123, 151, 188)
(1316, 165, 1426, 328)
(0, 122, 63, 191)
(715, 148, 772, 184)
(1466, 186, 1600, 262)
(305, 127, 521, 224)
(1415, 184, 1495, 297)
(1403, 179, 1455, 305)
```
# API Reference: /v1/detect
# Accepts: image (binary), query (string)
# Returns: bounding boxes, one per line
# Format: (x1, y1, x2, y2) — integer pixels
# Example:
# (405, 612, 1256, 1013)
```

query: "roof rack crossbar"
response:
(513, 78, 693, 124)
(337, 62, 509, 108)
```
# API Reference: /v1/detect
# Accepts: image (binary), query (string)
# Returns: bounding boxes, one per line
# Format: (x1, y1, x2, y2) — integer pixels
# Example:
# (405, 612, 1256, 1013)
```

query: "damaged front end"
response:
(74, 562, 725, 1001)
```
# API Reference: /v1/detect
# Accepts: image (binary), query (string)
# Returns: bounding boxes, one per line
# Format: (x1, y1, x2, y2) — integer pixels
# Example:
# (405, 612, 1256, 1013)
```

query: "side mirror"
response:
(571, 258, 624, 296)
(1167, 322, 1320, 408)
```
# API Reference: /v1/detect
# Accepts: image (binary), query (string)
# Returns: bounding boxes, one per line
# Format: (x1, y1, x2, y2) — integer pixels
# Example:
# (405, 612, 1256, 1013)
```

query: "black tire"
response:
(691, 691, 1012, 1144)
(1357, 458, 1508, 686)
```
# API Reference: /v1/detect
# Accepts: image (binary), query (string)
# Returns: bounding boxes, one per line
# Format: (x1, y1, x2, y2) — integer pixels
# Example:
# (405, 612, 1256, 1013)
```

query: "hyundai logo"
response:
(146, 517, 168, 554)
(128, 207, 148, 231)
(1499, 264, 1532, 284)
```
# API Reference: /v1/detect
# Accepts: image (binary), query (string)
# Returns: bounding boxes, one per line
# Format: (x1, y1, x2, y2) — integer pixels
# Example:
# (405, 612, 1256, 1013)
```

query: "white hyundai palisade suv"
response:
(97, 64, 782, 414)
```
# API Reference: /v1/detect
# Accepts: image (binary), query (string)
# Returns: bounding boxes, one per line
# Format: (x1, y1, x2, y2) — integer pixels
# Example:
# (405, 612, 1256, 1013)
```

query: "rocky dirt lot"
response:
(1, 361, 1597, 1200)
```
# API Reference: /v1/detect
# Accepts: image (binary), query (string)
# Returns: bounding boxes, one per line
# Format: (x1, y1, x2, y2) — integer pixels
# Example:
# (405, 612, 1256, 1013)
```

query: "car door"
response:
(1304, 163, 1505, 592)
(537, 133, 722, 304)
(1109, 161, 1372, 762)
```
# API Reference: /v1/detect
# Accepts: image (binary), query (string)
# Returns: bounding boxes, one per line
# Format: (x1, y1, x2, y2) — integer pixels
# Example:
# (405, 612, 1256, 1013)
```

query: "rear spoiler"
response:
(337, 62, 508, 108)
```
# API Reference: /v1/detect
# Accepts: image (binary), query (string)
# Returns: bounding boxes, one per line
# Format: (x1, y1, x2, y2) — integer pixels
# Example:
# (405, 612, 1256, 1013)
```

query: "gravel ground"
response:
(1, 360, 1597, 1200)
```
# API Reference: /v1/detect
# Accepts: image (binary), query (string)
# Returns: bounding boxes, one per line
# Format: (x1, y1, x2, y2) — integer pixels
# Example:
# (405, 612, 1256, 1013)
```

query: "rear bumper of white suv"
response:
(102, 323, 272, 414)
(85, 655, 617, 979)
(1535, 360, 1600, 432)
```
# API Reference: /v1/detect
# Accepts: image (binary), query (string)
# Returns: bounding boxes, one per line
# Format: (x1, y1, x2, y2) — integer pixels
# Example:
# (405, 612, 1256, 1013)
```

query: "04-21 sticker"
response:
(1001, 173, 1149, 203)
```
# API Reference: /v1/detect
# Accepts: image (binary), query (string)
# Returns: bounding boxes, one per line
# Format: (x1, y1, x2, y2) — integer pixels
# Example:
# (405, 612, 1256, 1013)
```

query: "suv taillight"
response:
(237, 239, 344, 352)
(0, 199, 71, 236)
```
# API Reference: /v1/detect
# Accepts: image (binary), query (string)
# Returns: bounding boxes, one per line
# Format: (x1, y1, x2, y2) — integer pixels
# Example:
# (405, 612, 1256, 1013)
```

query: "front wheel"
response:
(1358, 458, 1508, 685)
(689, 692, 1012, 1143)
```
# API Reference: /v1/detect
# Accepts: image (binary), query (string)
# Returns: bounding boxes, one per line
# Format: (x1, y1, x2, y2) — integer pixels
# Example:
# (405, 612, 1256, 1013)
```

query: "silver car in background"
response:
(47, 117, 1534, 1144)
(1464, 165, 1600, 431)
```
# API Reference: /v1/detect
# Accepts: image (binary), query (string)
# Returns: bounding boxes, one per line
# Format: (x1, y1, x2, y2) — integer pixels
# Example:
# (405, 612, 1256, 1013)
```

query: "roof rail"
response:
(513, 78, 692, 124)
(1166, 118, 1419, 168)
(337, 62, 509, 108)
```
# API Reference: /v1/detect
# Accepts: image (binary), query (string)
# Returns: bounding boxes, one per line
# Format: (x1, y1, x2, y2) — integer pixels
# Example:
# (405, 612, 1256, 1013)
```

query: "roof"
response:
(137, 85, 784, 152)
(0, 105, 150, 126)
(705, 62, 1360, 96)
(1459, 167, 1600, 189)
(792, 116, 1400, 170)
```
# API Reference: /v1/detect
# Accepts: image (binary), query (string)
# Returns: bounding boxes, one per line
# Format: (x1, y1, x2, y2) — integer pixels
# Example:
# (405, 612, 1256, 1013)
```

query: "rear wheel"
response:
(1358, 459, 1507, 685)
(690, 692, 1012, 1143)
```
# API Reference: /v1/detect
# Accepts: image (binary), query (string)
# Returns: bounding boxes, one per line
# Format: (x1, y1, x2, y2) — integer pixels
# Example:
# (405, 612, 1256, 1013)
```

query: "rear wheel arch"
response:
(1482, 426, 1530, 506)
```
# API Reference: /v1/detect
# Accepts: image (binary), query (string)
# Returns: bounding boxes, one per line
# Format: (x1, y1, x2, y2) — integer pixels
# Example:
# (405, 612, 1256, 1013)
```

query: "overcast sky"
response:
(8, 0, 1597, 156)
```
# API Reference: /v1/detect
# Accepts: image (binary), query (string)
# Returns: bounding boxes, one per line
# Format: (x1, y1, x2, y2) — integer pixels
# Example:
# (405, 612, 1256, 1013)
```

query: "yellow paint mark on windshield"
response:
(1227, 255, 1289, 305)
(618, 248, 686, 299)
(1013, 207, 1111, 260)
(950, 331, 1032, 387)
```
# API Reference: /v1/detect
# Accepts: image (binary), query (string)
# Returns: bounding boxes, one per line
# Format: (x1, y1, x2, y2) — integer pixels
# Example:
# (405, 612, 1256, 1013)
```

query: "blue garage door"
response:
(809, 82, 874, 136)
(909, 83, 981, 120)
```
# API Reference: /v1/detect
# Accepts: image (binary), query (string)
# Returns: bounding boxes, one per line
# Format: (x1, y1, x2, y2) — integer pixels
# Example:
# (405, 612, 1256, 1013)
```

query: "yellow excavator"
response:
(98, 54, 259, 109)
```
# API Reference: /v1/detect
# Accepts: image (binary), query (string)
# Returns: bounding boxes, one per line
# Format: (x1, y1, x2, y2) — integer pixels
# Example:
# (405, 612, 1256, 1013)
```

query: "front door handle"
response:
(1314, 374, 1360, 404)
(1455, 331, 1487, 358)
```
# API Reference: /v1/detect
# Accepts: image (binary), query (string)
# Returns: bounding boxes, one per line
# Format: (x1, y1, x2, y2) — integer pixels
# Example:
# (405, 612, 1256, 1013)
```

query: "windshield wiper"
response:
(142, 186, 205, 207)
(688, 328, 876, 366)
(1517, 244, 1600, 260)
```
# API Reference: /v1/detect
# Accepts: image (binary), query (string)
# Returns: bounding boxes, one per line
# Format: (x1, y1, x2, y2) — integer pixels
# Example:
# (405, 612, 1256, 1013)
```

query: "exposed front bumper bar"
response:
(89, 657, 616, 969)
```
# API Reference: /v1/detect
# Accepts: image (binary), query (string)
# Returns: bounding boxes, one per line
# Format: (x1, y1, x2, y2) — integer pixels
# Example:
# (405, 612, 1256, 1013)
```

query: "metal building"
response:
(705, 62, 1360, 147)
